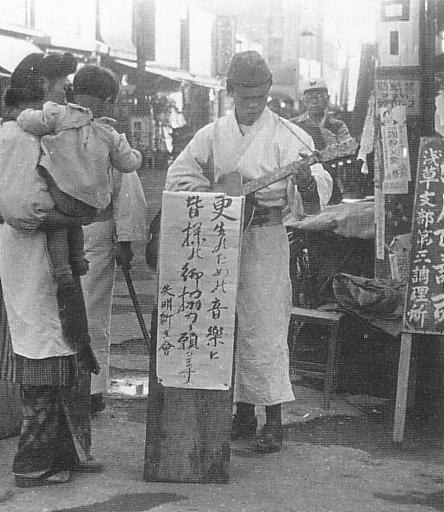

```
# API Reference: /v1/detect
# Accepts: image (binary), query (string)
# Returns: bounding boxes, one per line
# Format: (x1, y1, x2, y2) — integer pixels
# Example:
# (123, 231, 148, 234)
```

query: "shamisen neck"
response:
(242, 157, 317, 196)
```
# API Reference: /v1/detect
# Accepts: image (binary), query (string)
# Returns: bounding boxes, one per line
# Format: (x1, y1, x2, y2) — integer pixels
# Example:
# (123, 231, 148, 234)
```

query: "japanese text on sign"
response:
(375, 78, 420, 116)
(380, 105, 411, 194)
(404, 137, 444, 333)
(156, 191, 244, 389)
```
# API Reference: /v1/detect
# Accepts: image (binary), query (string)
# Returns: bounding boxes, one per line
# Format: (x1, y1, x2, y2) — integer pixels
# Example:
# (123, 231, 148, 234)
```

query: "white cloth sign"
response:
(157, 191, 244, 390)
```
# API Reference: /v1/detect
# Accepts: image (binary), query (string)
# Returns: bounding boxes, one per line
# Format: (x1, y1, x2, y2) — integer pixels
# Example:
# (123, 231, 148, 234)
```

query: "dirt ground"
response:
(2, 337, 444, 512)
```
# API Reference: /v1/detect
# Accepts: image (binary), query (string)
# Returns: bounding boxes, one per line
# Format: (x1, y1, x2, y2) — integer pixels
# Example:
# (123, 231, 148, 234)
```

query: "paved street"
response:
(1, 166, 444, 511)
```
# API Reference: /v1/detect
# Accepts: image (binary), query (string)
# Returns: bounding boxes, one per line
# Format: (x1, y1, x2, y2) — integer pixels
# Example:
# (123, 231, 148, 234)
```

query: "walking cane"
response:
(121, 265, 151, 350)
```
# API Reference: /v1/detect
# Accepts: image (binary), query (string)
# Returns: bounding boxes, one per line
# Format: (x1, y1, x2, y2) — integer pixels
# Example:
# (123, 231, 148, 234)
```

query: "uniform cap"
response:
(303, 78, 328, 93)
(226, 51, 272, 88)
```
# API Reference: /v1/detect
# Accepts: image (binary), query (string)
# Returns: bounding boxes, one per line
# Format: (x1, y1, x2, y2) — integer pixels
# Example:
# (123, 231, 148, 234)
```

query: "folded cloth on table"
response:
(333, 273, 405, 319)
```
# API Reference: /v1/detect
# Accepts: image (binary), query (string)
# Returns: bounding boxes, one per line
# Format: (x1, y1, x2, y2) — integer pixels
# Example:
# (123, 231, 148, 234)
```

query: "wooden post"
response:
(144, 192, 243, 483)
(144, 308, 232, 483)
(393, 332, 413, 442)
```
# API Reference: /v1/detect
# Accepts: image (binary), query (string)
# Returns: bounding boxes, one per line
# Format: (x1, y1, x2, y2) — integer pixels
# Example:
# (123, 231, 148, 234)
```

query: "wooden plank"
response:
(393, 332, 413, 442)
(145, 387, 231, 483)
(404, 137, 444, 334)
(144, 307, 231, 484)
(323, 322, 340, 410)
(290, 307, 343, 324)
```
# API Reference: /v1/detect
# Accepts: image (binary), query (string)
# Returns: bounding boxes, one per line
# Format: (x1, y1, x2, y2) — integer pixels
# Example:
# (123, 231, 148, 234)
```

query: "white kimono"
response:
(166, 108, 332, 405)
(0, 122, 72, 359)
(82, 170, 148, 395)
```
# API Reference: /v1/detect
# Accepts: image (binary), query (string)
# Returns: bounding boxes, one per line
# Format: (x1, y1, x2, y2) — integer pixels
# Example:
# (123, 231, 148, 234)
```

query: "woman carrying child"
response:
(0, 53, 141, 486)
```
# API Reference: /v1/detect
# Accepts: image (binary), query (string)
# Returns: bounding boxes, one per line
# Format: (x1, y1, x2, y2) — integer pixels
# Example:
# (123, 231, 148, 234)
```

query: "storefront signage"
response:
(381, 0, 410, 22)
(404, 137, 444, 334)
(129, 116, 151, 152)
(375, 78, 420, 116)
(156, 191, 244, 389)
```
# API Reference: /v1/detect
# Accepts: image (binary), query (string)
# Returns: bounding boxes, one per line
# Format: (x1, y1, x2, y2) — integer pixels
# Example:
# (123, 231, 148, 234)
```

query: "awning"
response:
(270, 84, 297, 101)
(0, 34, 43, 75)
(114, 58, 224, 90)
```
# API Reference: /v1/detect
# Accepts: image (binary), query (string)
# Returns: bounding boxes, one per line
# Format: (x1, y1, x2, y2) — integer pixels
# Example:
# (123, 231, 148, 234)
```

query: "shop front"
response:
(100, 55, 223, 170)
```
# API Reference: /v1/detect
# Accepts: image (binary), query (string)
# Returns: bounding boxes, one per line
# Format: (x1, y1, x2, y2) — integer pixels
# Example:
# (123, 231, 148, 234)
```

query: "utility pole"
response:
(133, 0, 156, 113)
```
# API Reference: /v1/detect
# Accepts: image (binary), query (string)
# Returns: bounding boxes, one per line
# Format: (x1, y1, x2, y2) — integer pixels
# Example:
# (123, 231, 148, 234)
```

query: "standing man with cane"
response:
(83, 170, 148, 414)
(77, 67, 148, 414)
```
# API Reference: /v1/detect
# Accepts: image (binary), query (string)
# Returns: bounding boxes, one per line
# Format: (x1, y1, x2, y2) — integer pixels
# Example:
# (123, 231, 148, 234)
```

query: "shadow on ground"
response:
(373, 490, 444, 512)
(286, 413, 444, 465)
(105, 394, 444, 467)
(54, 492, 186, 512)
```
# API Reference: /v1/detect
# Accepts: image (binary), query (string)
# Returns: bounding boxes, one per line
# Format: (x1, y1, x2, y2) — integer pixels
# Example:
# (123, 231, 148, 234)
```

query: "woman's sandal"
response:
(15, 470, 71, 487)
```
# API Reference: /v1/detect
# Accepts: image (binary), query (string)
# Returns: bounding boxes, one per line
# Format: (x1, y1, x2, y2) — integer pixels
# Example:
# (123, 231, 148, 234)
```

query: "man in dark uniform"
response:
(292, 79, 351, 204)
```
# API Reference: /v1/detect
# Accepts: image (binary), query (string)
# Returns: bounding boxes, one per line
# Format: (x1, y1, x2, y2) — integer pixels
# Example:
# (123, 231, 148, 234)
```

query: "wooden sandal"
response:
(15, 470, 71, 487)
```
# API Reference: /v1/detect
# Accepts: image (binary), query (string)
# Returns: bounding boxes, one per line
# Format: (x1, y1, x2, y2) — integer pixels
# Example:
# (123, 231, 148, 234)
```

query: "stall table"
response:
(284, 197, 375, 308)
(284, 197, 375, 240)
(285, 198, 415, 441)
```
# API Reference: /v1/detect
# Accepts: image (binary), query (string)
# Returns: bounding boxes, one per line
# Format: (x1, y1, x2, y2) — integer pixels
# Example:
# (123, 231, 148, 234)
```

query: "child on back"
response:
(17, 65, 142, 289)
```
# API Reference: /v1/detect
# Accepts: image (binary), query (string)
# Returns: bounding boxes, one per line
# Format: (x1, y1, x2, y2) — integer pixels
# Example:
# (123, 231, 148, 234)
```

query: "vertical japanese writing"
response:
(158, 283, 176, 356)
(405, 139, 444, 332)
(156, 191, 243, 389)
(176, 195, 207, 382)
(204, 195, 237, 362)
(380, 105, 411, 193)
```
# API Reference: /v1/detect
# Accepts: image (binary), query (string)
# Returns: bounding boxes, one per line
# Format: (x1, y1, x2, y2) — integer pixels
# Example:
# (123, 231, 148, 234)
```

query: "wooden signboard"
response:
(394, 136, 444, 442)
(145, 191, 244, 483)
(404, 137, 444, 334)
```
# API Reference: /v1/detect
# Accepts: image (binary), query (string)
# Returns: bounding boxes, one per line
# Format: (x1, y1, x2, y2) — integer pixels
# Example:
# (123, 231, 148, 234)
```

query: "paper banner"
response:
(380, 105, 411, 194)
(156, 191, 244, 389)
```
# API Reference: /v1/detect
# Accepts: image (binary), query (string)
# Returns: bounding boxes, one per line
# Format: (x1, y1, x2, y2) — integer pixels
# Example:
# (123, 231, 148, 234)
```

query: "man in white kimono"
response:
(165, 51, 332, 453)
(82, 154, 148, 414)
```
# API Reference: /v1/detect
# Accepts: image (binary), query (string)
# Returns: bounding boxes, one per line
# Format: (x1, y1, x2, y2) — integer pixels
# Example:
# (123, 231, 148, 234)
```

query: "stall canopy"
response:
(0, 34, 43, 76)
(114, 58, 224, 91)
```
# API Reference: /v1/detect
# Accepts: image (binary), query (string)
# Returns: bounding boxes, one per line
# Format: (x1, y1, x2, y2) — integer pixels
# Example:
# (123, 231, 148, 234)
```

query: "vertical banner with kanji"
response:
(156, 191, 244, 389)
(404, 137, 444, 334)
(380, 105, 411, 194)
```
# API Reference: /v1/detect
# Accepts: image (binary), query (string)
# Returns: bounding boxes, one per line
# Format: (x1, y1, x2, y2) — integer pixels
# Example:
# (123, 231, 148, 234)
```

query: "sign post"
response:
(144, 191, 244, 483)
(394, 136, 444, 441)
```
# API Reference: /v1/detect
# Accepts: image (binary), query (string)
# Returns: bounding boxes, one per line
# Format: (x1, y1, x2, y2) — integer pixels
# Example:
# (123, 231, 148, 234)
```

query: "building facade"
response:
(0, 0, 224, 164)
